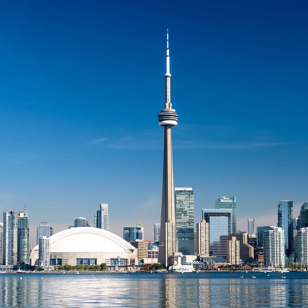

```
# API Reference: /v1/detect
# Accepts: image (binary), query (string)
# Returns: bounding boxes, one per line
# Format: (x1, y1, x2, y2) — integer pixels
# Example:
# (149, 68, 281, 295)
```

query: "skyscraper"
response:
(196, 220, 209, 257)
(37, 222, 53, 244)
(123, 221, 144, 242)
(17, 211, 30, 264)
(263, 226, 285, 267)
(278, 200, 293, 256)
(215, 197, 236, 234)
(74, 217, 90, 227)
(227, 237, 240, 265)
(257, 226, 272, 248)
(154, 223, 160, 243)
(247, 218, 255, 235)
(3, 210, 18, 265)
(94, 204, 109, 231)
(39, 236, 50, 269)
(299, 202, 308, 228)
(175, 187, 194, 255)
(158, 30, 178, 267)
(0, 223, 3, 265)
(202, 209, 232, 261)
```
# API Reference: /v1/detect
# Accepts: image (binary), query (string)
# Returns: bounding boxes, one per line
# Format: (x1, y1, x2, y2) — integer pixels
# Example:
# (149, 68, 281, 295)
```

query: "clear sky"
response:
(1, 0, 307, 246)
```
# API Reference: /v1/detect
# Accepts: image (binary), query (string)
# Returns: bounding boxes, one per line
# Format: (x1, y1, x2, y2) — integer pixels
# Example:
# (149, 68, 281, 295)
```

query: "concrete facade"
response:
(227, 236, 240, 265)
(196, 220, 209, 257)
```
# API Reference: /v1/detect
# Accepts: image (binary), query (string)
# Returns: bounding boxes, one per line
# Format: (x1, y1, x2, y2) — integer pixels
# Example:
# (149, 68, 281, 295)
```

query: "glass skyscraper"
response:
(247, 218, 255, 235)
(278, 200, 293, 256)
(17, 212, 29, 265)
(215, 197, 236, 234)
(202, 209, 232, 260)
(37, 222, 53, 244)
(94, 204, 109, 231)
(3, 210, 18, 265)
(74, 217, 90, 228)
(123, 221, 144, 242)
(300, 202, 308, 228)
(154, 223, 160, 243)
(175, 188, 194, 255)
(257, 226, 272, 248)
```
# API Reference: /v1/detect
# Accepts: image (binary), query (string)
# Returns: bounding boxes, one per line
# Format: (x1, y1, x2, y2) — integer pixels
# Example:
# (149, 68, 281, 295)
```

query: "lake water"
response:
(1, 271, 308, 307)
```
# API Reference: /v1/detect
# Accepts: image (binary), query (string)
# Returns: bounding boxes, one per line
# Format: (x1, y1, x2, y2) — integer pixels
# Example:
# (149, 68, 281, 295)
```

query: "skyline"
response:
(1, 0, 308, 246)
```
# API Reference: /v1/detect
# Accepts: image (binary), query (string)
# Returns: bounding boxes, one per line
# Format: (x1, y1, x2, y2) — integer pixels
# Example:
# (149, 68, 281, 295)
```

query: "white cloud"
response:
(88, 138, 107, 145)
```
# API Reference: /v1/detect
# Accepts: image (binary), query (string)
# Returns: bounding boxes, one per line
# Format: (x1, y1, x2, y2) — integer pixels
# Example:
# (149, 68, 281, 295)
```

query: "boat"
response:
(171, 267, 194, 273)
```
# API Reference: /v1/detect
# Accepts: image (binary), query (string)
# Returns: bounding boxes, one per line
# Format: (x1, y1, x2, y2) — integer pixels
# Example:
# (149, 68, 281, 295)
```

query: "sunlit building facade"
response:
(94, 204, 109, 231)
(215, 197, 236, 234)
(247, 218, 255, 235)
(37, 222, 53, 245)
(17, 212, 30, 265)
(154, 223, 160, 243)
(175, 188, 194, 255)
(3, 210, 18, 265)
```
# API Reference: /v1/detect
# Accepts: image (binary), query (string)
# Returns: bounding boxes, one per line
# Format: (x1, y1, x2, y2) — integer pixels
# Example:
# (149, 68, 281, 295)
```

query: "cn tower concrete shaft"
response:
(158, 30, 178, 267)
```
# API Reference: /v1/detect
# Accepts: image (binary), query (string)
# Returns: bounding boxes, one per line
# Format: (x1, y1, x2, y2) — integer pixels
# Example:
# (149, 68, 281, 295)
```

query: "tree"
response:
(95, 264, 101, 271)
(58, 266, 64, 271)
(100, 263, 108, 271)
(84, 265, 89, 271)
(63, 264, 72, 271)
(89, 265, 95, 271)
(76, 264, 84, 271)
(36, 266, 44, 271)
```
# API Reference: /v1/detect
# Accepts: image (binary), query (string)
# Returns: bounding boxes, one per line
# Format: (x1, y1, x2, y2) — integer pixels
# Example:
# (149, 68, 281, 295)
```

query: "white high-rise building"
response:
(3, 210, 18, 265)
(247, 218, 255, 235)
(94, 204, 109, 231)
(263, 226, 285, 267)
(154, 223, 160, 243)
(227, 236, 240, 265)
(196, 220, 209, 257)
(295, 227, 308, 264)
(39, 236, 50, 269)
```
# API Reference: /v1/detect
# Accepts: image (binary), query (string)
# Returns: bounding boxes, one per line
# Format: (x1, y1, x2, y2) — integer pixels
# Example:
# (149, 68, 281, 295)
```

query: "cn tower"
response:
(158, 30, 178, 267)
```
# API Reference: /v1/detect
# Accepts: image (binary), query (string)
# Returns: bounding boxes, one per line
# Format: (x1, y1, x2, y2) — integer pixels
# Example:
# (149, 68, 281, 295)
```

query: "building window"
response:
(76, 258, 97, 265)
(50, 258, 62, 266)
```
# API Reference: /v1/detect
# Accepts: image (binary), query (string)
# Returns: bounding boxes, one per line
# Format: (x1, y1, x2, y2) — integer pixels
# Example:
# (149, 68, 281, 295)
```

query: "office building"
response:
(130, 240, 148, 262)
(230, 232, 254, 262)
(39, 236, 50, 269)
(94, 204, 109, 231)
(37, 222, 53, 245)
(175, 188, 194, 255)
(17, 212, 30, 264)
(202, 209, 232, 260)
(74, 217, 90, 228)
(299, 202, 308, 228)
(227, 237, 240, 265)
(154, 223, 160, 243)
(3, 210, 18, 265)
(247, 218, 255, 235)
(257, 226, 272, 248)
(123, 221, 144, 242)
(263, 226, 285, 267)
(278, 200, 293, 256)
(248, 234, 257, 248)
(158, 30, 178, 267)
(196, 220, 209, 257)
(215, 196, 236, 233)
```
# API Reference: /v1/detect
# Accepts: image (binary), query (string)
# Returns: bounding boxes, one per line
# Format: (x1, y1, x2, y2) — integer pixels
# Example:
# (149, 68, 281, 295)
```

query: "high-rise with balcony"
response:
(215, 197, 236, 234)
(247, 218, 255, 235)
(154, 223, 160, 243)
(278, 200, 293, 256)
(175, 187, 194, 255)
(37, 222, 53, 244)
(17, 211, 30, 264)
(158, 30, 178, 267)
(3, 210, 18, 265)
(263, 226, 285, 267)
(196, 220, 209, 257)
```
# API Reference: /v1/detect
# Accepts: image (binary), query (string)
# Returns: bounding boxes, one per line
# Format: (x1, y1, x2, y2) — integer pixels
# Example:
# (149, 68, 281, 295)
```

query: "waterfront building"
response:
(3, 210, 18, 265)
(30, 227, 136, 267)
(154, 223, 160, 243)
(39, 236, 50, 269)
(196, 220, 209, 257)
(0, 223, 3, 265)
(263, 226, 285, 268)
(215, 197, 236, 233)
(94, 204, 109, 231)
(257, 226, 272, 247)
(175, 188, 194, 255)
(295, 227, 308, 264)
(227, 236, 240, 265)
(74, 217, 90, 228)
(37, 222, 53, 245)
(130, 240, 148, 262)
(247, 218, 255, 235)
(202, 209, 232, 260)
(278, 200, 293, 256)
(17, 212, 30, 264)
(123, 221, 144, 242)
(230, 232, 254, 262)
(158, 30, 178, 267)
(299, 202, 308, 228)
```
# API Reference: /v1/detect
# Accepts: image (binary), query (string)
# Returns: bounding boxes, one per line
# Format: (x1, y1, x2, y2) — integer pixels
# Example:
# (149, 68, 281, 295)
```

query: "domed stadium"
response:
(31, 227, 136, 267)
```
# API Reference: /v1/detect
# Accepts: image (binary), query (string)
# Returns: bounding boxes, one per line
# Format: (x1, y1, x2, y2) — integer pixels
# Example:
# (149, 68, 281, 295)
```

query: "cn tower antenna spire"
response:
(165, 29, 171, 77)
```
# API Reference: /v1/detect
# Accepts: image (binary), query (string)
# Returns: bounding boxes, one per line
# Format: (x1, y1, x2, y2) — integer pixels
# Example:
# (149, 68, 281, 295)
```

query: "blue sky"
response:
(0, 0, 307, 245)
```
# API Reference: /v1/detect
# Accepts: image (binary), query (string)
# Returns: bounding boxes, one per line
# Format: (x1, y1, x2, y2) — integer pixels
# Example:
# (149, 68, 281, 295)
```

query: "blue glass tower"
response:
(278, 200, 293, 257)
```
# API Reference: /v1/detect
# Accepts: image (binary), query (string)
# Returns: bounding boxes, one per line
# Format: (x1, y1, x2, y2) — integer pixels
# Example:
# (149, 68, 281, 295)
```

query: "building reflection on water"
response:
(0, 274, 308, 307)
